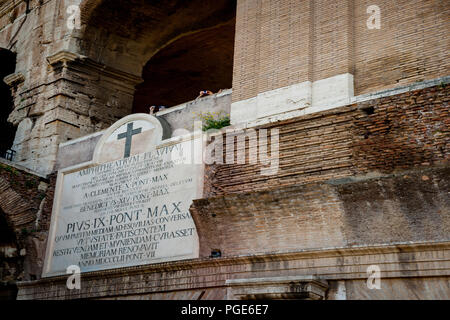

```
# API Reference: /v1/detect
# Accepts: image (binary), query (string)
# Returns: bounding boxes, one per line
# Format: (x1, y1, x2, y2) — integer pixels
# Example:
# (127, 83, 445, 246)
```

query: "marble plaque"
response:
(42, 114, 203, 277)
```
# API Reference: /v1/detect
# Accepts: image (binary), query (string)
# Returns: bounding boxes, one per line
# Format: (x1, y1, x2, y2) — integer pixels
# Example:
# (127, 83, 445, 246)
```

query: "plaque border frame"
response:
(42, 114, 205, 278)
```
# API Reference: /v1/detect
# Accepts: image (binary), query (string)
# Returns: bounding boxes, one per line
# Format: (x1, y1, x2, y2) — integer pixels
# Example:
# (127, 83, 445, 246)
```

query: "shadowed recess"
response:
(81, 0, 236, 112)
(0, 49, 16, 157)
(133, 19, 235, 111)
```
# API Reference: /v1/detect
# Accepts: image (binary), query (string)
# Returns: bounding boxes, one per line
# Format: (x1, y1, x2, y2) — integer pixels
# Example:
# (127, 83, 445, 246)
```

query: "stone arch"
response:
(78, 0, 236, 112)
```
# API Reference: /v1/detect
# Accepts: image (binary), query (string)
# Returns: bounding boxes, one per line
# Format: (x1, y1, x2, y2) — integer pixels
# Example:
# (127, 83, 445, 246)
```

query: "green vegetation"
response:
(195, 111, 231, 131)
(0, 163, 19, 175)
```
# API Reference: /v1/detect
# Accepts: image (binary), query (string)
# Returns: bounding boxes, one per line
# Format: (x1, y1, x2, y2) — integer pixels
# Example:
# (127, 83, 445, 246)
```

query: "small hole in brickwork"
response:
(361, 106, 375, 115)
(210, 249, 221, 258)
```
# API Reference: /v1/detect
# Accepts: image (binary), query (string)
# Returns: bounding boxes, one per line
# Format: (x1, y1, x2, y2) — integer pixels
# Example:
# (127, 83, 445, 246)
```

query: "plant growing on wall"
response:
(195, 111, 230, 131)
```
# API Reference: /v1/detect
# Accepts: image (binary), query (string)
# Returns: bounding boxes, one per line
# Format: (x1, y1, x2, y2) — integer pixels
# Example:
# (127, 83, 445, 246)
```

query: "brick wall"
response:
(207, 84, 449, 196)
(0, 163, 45, 233)
(312, 0, 353, 81)
(354, 0, 450, 95)
(232, 0, 450, 102)
(193, 166, 450, 258)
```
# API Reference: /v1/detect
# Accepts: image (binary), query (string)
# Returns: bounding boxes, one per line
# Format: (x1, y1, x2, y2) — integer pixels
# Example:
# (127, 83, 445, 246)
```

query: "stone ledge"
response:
(0, 0, 21, 18)
(16, 241, 450, 300)
(226, 276, 329, 300)
(232, 76, 450, 130)
(206, 83, 449, 196)
(3, 72, 25, 87)
(0, 158, 48, 179)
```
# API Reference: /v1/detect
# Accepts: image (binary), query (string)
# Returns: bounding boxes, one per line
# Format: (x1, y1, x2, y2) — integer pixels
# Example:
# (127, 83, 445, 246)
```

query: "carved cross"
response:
(117, 122, 142, 158)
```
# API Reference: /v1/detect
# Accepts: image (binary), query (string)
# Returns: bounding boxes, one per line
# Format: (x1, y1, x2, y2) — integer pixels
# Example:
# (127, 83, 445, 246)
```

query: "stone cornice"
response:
(3, 71, 25, 87)
(46, 50, 82, 67)
(46, 50, 143, 86)
(17, 240, 450, 287)
(79, 58, 143, 85)
(226, 275, 329, 300)
(0, 0, 20, 19)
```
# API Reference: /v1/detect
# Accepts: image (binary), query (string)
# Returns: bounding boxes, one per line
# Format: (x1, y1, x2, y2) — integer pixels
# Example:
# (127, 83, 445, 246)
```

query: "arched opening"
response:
(81, 0, 236, 114)
(0, 49, 17, 160)
(132, 20, 235, 112)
